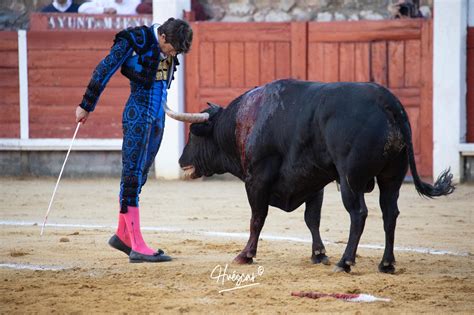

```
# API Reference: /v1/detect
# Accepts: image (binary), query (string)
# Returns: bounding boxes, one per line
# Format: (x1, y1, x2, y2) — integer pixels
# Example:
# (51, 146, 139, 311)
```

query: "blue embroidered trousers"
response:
(120, 80, 167, 212)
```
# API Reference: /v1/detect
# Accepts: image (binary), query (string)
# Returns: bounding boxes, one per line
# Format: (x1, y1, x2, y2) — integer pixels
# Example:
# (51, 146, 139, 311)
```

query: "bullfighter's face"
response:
(158, 33, 178, 57)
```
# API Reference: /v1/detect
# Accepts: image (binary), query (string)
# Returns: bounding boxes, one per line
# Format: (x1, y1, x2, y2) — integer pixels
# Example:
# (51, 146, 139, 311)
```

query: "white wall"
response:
(153, 0, 191, 179)
(433, 0, 468, 182)
(469, 0, 474, 26)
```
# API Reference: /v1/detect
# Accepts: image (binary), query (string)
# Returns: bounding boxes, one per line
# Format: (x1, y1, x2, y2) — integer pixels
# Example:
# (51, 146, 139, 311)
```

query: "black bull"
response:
(179, 79, 454, 273)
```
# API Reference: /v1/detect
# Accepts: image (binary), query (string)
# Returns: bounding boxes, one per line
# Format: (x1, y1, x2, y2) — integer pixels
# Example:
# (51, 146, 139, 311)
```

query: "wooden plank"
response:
(186, 22, 200, 114)
(0, 32, 18, 50)
(198, 96, 237, 108)
(29, 104, 122, 138)
(390, 87, 420, 107)
(260, 42, 276, 84)
(0, 69, 19, 87)
(200, 87, 250, 99)
(371, 41, 387, 86)
(307, 42, 324, 81)
(214, 42, 230, 88)
(30, 122, 121, 139)
(323, 43, 339, 82)
(468, 27, 474, 48)
(199, 23, 290, 42)
(0, 124, 20, 138)
(0, 115, 19, 124)
(388, 41, 405, 88)
(230, 42, 245, 88)
(0, 51, 18, 68)
(29, 104, 122, 118)
(291, 22, 307, 80)
(275, 42, 291, 79)
(28, 31, 115, 50)
(419, 19, 433, 177)
(28, 68, 129, 87)
(390, 87, 420, 97)
(339, 43, 355, 81)
(308, 20, 422, 42)
(244, 42, 260, 87)
(28, 86, 129, 107)
(28, 50, 108, 68)
(355, 42, 370, 82)
(1, 87, 20, 104)
(0, 103, 19, 123)
(199, 41, 214, 87)
(199, 87, 250, 107)
(404, 39, 421, 87)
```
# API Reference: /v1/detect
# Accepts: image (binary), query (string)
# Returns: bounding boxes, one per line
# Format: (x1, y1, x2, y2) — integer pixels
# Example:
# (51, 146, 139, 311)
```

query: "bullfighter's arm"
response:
(78, 38, 133, 113)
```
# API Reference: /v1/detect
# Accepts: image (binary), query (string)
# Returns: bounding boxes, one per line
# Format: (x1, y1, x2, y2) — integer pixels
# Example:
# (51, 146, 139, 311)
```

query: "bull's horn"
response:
(163, 102, 209, 123)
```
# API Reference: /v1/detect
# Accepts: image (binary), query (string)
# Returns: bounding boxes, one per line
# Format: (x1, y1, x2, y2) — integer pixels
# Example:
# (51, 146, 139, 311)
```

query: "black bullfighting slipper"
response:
(129, 249, 172, 263)
(108, 234, 131, 256)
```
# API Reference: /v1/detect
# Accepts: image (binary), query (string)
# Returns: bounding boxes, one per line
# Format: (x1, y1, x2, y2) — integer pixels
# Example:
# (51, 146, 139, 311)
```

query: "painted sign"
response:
(29, 13, 152, 31)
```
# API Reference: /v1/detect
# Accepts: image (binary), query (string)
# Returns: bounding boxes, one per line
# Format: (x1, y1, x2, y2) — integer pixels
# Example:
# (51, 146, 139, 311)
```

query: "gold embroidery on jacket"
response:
(156, 56, 172, 81)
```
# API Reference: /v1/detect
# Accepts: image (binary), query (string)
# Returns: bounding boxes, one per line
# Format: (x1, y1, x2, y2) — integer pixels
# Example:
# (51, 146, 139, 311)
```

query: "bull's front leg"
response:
(234, 182, 269, 264)
(305, 190, 330, 265)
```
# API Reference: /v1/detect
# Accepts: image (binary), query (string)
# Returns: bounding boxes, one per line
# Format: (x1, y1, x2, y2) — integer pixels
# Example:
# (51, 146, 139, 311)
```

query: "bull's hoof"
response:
(378, 261, 396, 274)
(233, 254, 254, 264)
(311, 253, 330, 265)
(333, 260, 352, 273)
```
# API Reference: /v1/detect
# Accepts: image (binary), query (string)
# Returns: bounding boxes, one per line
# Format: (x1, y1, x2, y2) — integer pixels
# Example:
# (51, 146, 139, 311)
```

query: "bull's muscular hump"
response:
(235, 86, 265, 172)
(180, 79, 454, 273)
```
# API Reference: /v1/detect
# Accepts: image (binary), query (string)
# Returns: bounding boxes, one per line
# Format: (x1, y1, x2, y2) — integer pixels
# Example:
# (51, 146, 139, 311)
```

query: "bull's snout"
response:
(181, 165, 197, 179)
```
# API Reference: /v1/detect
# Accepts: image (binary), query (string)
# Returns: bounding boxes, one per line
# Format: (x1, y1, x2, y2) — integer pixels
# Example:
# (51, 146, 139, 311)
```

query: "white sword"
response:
(40, 122, 81, 236)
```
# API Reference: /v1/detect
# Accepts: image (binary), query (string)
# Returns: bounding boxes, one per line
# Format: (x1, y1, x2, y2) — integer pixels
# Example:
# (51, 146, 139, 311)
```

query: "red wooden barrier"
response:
(0, 32, 20, 138)
(186, 22, 307, 113)
(467, 27, 474, 142)
(25, 14, 152, 139)
(307, 19, 433, 177)
(1, 19, 437, 177)
(27, 31, 127, 139)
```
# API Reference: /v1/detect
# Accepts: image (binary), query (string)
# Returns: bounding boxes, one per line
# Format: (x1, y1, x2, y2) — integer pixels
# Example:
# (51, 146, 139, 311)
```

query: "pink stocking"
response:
(115, 213, 131, 247)
(123, 206, 155, 255)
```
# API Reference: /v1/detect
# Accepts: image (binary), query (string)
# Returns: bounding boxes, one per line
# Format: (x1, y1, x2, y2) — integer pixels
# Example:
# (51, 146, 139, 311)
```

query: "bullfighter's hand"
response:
(75, 106, 90, 124)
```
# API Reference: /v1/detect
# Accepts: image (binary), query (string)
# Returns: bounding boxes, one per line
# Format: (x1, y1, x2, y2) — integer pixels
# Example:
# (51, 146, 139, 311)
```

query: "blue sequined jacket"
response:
(79, 25, 178, 112)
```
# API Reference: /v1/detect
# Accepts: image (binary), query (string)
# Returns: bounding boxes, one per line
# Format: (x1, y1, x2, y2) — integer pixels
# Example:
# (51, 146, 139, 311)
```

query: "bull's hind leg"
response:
(334, 180, 368, 273)
(305, 190, 330, 265)
(376, 174, 404, 274)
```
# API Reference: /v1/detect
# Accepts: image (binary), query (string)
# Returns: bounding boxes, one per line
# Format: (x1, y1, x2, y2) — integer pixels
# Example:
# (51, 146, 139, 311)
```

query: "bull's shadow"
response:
(178, 79, 454, 273)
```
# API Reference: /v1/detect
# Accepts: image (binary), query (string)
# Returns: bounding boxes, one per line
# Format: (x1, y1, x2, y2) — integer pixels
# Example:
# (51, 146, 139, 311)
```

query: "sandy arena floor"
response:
(0, 177, 473, 313)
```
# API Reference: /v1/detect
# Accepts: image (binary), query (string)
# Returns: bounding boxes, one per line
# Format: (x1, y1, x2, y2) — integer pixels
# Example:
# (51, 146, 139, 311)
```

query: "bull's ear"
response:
(207, 102, 221, 109)
(190, 121, 214, 137)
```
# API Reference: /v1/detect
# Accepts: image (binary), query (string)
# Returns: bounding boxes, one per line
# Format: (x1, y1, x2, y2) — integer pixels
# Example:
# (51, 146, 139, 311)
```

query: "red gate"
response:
(0, 32, 19, 138)
(27, 31, 128, 139)
(306, 19, 433, 177)
(185, 22, 307, 112)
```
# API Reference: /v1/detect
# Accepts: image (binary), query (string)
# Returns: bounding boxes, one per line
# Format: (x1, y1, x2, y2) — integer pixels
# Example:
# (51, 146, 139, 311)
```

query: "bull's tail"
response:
(398, 104, 455, 198)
